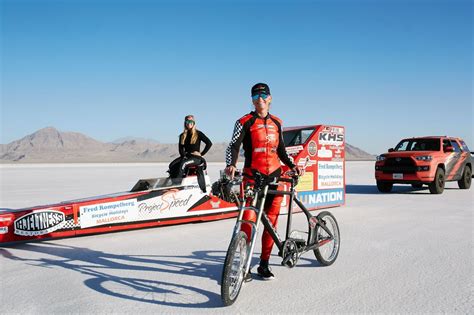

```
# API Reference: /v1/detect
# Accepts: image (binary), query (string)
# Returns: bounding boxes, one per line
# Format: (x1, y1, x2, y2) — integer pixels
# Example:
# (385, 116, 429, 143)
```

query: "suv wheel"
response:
(429, 167, 445, 194)
(377, 181, 393, 193)
(457, 165, 471, 189)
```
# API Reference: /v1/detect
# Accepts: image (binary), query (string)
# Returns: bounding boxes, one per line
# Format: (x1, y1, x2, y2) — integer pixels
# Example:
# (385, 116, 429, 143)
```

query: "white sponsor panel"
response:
(318, 161, 344, 189)
(137, 189, 204, 220)
(80, 200, 137, 228)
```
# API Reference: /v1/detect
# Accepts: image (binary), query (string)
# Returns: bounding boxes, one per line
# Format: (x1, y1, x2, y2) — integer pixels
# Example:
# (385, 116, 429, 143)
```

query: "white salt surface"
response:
(0, 162, 472, 313)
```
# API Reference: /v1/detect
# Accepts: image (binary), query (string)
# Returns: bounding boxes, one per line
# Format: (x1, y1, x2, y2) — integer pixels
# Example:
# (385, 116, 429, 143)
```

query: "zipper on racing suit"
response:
(264, 117, 270, 174)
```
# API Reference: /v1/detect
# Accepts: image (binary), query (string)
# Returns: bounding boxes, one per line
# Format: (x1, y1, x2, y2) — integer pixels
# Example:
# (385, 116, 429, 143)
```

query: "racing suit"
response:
(226, 111, 295, 260)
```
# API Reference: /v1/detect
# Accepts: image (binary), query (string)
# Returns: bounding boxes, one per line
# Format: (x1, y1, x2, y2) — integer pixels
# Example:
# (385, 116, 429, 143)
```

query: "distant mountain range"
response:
(0, 127, 374, 163)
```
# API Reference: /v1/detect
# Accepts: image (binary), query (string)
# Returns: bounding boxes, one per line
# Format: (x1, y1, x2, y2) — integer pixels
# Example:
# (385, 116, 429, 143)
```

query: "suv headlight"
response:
(376, 155, 386, 161)
(415, 155, 432, 161)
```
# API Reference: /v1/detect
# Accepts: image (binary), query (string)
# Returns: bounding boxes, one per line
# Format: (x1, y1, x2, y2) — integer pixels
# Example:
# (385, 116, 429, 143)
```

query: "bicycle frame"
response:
(231, 176, 335, 273)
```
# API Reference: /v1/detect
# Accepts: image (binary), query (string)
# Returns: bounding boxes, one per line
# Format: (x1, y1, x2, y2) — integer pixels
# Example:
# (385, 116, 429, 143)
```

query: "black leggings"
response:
(168, 155, 205, 179)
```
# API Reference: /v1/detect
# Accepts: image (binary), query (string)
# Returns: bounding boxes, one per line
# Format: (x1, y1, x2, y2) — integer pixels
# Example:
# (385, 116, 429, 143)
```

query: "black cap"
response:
(251, 83, 270, 96)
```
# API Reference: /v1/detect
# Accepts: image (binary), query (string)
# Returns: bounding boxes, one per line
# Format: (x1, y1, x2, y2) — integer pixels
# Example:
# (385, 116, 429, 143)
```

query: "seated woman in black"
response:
(168, 115, 212, 183)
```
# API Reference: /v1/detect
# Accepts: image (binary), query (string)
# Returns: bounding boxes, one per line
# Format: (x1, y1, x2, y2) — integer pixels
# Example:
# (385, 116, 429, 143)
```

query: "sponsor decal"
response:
(322, 126, 344, 134)
(318, 132, 344, 146)
(286, 145, 304, 156)
(14, 210, 65, 236)
(298, 188, 344, 208)
(297, 156, 316, 169)
(318, 161, 344, 189)
(318, 146, 333, 158)
(210, 200, 221, 209)
(80, 200, 137, 228)
(286, 146, 303, 156)
(136, 189, 205, 220)
(265, 134, 276, 142)
(0, 226, 8, 234)
(296, 172, 314, 191)
(257, 124, 276, 129)
(308, 141, 317, 156)
(138, 190, 193, 215)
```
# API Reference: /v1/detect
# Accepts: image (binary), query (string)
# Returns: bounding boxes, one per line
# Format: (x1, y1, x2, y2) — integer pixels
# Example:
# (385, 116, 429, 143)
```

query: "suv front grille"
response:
(381, 157, 417, 174)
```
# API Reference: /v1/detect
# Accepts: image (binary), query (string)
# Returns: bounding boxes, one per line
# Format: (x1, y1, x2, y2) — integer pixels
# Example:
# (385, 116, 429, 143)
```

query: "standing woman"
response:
(168, 114, 212, 181)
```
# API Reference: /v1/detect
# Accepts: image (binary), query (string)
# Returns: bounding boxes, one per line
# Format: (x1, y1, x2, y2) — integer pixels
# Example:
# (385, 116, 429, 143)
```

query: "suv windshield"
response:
(394, 138, 440, 151)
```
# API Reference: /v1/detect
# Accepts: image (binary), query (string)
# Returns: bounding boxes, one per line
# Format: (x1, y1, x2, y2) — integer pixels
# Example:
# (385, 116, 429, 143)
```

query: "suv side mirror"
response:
(444, 146, 454, 152)
(388, 148, 394, 152)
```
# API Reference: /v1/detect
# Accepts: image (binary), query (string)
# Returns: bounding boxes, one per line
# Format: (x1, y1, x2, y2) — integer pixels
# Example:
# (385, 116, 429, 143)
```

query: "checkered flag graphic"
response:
(61, 218, 81, 230)
(226, 120, 243, 165)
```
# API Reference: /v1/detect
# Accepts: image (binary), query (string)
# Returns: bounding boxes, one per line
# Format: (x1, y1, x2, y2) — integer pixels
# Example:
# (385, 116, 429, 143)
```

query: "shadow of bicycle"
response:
(0, 243, 225, 308)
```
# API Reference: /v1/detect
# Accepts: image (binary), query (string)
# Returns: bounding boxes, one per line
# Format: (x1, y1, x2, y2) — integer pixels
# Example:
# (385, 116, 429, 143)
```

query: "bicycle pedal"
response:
(281, 260, 295, 268)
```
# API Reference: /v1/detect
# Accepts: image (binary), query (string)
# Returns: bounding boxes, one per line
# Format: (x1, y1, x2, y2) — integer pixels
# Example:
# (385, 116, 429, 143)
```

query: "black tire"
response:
(313, 211, 340, 266)
(377, 181, 393, 193)
(429, 167, 445, 194)
(221, 231, 248, 306)
(411, 183, 423, 189)
(457, 165, 471, 189)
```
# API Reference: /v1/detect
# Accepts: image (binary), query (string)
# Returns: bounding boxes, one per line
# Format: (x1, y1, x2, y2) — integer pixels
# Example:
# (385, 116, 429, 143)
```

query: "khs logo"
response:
(319, 133, 344, 142)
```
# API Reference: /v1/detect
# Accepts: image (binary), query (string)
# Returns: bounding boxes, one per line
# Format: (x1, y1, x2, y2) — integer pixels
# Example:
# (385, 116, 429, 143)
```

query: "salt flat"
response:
(0, 162, 472, 313)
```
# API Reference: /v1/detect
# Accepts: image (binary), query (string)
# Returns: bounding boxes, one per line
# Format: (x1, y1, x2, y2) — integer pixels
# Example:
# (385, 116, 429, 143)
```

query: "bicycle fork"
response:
(231, 185, 270, 276)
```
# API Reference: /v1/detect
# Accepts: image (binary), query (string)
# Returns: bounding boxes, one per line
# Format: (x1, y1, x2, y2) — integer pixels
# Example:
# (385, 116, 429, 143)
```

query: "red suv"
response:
(375, 136, 472, 194)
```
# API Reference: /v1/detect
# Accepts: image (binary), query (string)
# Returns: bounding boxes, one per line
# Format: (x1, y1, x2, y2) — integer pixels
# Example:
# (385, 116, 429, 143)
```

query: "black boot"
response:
(257, 259, 275, 280)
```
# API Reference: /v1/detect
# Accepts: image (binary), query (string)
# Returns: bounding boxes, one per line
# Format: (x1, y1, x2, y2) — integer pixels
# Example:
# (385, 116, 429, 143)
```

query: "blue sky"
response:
(1, 0, 472, 154)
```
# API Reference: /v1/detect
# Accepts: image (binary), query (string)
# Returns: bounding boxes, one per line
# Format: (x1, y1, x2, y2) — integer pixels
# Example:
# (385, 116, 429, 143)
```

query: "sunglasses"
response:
(252, 93, 269, 101)
(185, 119, 195, 124)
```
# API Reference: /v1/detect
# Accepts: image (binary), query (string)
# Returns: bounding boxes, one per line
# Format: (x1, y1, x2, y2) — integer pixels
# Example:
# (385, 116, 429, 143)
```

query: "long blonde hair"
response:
(180, 115, 198, 145)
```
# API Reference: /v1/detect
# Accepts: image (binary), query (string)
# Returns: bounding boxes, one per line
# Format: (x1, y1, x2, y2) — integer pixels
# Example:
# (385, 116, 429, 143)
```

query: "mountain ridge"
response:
(0, 127, 374, 162)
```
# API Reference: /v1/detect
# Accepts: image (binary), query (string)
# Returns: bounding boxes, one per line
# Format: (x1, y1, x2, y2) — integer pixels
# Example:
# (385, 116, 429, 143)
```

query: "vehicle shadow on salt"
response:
(0, 243, 228, 308)
(346, 184, 432, 195)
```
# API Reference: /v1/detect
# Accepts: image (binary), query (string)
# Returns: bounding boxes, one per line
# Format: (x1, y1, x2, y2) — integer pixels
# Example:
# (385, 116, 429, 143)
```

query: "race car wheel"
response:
(429, 167, 445, 194)
(457, 165, 471, 189)
(376, 181, 393, 193)
(411, 183, 423, 189)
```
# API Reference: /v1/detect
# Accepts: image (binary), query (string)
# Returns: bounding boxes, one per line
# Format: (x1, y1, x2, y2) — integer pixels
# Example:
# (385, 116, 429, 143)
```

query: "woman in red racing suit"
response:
(225, 83, 301, 280)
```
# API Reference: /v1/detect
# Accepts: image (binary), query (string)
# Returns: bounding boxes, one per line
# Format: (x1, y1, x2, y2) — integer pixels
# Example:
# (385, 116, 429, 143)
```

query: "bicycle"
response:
(220, 171, 341, 306)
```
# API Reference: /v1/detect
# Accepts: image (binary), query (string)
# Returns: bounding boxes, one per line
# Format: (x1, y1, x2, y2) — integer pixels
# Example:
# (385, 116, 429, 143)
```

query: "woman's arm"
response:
(198, 131, 212, 156)
(178, 134, 185, 157)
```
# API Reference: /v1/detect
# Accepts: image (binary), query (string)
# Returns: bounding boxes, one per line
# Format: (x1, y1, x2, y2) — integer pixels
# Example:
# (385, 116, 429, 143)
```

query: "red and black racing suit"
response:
(226, 111, 295, 261)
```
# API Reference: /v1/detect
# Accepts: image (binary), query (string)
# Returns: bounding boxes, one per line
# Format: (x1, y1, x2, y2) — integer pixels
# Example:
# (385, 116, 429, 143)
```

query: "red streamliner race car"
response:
(0, 124, 346, 245)
(375, 136, 472, 194)
(0, 175, 239, 244)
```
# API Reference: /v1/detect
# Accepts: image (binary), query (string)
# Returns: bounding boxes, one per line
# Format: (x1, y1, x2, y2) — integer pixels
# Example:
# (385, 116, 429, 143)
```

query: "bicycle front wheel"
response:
(313, 211, 340, 266)
(221, 231, 248, 306)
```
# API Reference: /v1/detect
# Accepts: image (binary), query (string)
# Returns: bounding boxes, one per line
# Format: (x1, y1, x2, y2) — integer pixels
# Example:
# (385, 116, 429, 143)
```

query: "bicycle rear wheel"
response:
(221, 231, 248, 306)
(313, 211, 340, 266)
